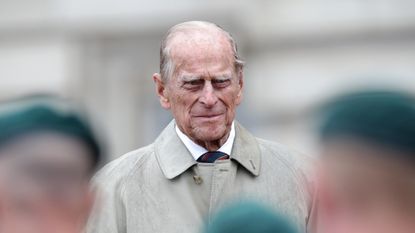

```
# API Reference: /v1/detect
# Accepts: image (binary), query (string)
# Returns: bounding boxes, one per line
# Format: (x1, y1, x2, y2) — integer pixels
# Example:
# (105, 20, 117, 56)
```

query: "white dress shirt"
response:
(175, 122, 235, 161)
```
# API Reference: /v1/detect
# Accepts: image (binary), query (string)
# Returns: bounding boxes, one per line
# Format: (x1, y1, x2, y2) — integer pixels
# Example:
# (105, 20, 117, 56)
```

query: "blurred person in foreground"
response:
(0, 95, 101, 233)
(87, 21, 316, 233)
(202, 201, 299, 233)
(317, 90, 415, 233)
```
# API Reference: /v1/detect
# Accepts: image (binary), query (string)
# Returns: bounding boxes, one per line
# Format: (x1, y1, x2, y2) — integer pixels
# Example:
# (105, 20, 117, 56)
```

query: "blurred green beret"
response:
(320, 89, 415, 155)
(203, 201, 299, 233)
(0, 94, 101, 168)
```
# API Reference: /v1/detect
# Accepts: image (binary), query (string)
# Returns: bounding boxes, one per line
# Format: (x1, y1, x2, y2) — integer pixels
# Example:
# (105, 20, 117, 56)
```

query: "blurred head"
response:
(153, 21, 244, 150)
(0, 95, 101, 227)
(318, 90, 415, 233)
(203, 201, 298, 233)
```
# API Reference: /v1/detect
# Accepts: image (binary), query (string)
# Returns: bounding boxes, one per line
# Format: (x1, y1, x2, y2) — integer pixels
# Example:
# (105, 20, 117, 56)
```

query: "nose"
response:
(199, 81, 218, 107)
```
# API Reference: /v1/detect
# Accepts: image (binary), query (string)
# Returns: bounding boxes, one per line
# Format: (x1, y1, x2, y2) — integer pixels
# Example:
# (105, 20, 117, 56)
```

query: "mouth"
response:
(193, 113, 224, 120)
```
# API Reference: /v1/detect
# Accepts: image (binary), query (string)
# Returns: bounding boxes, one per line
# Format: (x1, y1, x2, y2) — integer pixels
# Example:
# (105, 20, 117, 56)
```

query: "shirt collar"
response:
(175, 122, 235, 160)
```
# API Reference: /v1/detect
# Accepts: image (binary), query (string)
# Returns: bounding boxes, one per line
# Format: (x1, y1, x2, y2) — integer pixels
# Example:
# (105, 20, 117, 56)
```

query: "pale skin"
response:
(319, 140, 415, 233)
(153, 27, 243, 151)
(0, 132, 94, 233)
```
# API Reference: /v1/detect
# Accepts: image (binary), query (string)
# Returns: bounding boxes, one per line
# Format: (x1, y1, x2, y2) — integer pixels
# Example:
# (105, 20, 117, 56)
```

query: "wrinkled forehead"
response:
(168, 30, 235, 73)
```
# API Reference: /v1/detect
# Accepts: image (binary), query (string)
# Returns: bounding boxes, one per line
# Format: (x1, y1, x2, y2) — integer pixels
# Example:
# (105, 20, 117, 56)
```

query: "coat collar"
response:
(154, 120, 261, 179)
(231, 122, 261, 176)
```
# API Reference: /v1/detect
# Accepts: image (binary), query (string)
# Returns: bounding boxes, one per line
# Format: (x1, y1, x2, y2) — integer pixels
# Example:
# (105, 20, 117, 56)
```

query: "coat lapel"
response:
(154, 120, 197, 179)
(231, 122, 262, 176)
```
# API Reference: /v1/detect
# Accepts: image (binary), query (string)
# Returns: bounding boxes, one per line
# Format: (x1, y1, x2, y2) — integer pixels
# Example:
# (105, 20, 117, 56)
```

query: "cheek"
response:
(171, 93, 197, 118)
(216, 88, 232, 103)
(171, 93, 187, 110)
(222, 92, 240, 115)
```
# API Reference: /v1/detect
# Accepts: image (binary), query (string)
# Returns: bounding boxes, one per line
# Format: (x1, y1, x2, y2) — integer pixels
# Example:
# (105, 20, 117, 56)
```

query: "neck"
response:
(195, 130, 231, 151)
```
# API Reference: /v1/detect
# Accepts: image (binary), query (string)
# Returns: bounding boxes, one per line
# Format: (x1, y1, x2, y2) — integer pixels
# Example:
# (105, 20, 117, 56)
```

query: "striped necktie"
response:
(197, 151, 230, 163)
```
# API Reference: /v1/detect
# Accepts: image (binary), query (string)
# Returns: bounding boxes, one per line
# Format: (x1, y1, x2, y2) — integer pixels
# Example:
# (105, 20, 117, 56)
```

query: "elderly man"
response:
(87, 21, 315, 233)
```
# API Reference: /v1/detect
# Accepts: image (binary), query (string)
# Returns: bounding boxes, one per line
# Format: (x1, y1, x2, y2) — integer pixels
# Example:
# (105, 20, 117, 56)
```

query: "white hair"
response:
(159, 21, 244, 81)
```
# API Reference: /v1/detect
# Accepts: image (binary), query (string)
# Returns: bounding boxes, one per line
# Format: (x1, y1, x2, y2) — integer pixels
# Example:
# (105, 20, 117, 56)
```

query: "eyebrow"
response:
(180, 75, 202, 82)
(213, 75, 232, 80)
(180, 74, 232, 82)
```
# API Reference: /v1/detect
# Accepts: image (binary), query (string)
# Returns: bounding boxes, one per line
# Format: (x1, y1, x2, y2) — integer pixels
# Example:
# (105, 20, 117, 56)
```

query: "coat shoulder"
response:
(256, 138, 316, 183)
(256, 138, 318, 230)
(257, 138, 314, 165)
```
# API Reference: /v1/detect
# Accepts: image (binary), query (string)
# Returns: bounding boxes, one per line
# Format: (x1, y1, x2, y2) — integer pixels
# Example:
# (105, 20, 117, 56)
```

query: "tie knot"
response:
(197, 151, 229, 163)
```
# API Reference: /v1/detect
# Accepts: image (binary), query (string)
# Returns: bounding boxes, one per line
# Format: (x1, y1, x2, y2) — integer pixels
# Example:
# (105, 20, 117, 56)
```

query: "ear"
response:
(153, 73, 171, 109)
(235, 69, 244, 106)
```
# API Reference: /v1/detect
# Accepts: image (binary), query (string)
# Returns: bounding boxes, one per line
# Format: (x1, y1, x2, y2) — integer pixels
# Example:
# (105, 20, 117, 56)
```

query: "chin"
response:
(193, 124, 227, 142)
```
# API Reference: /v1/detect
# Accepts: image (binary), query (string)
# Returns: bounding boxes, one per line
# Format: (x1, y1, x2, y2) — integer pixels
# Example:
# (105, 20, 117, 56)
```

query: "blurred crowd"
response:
(1, 21, 415, 233)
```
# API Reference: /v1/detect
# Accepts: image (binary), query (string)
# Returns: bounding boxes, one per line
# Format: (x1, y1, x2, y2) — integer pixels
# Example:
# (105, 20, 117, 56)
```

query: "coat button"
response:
(193, 175, 203, 185)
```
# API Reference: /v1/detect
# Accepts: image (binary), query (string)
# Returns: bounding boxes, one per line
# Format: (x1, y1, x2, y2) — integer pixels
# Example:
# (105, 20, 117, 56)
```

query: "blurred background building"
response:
(1, 0, 415, 159)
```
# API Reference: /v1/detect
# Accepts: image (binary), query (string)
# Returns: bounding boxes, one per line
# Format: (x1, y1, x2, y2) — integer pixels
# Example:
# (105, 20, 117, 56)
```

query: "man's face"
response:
(0, 132, 93, 222)
(155, 31, 243, 145)
(0, 132, 94, 233)
(319, 140, 415, 233)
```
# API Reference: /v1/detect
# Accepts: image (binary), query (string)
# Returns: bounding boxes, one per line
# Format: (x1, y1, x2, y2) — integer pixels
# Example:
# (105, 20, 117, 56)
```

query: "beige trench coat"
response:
(86, 121, 315, 233)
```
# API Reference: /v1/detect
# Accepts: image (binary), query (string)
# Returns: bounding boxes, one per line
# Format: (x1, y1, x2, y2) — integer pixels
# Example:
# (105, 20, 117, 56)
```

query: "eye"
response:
(183, 79, 204, 90)
(212, 79, 231, 88)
